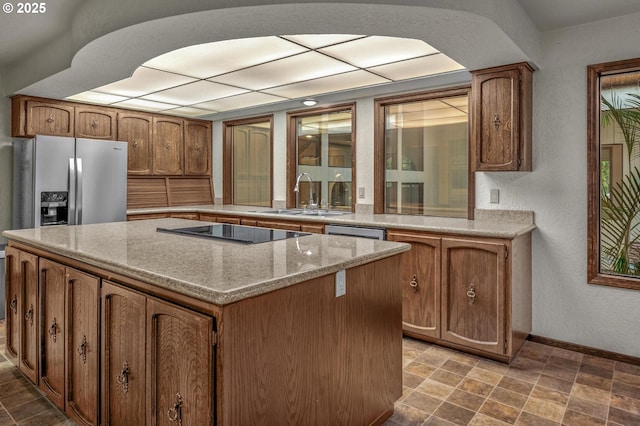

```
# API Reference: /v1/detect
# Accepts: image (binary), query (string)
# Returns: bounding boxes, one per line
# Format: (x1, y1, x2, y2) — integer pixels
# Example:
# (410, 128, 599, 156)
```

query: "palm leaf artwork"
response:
(600, 92, 640, 275)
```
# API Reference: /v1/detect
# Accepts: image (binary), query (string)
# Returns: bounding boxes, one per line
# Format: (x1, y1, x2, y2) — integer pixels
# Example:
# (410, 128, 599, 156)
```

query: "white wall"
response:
(476, 13, 640, 357)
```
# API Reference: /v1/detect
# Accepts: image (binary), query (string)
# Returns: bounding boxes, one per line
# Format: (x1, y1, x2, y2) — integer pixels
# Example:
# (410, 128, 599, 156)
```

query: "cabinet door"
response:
(153, 116, 184, 175)
(118, 112, 153, 175)
(102, 281, 147, 426)
(472, 63, 532, 171)
(75, 106, 117, 140)
(66, 268, 100, 426)
(19, 251, 39, 384)
(184, 120, 211, 176)
(26, 100, 75, 137)
(441, 238, 506, 355)
(4, 248, 39, 382)
(5, 247, 21, 362)
(387, 232, 441, 339)
(39, 259, 67, 410)
(147, 298, 214, 426)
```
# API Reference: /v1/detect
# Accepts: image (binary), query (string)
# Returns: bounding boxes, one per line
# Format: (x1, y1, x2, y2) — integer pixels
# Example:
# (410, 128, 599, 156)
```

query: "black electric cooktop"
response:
(157, 224, 310, 244)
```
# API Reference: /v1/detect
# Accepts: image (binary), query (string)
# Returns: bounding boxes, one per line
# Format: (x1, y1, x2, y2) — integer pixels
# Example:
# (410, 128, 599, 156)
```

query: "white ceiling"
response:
(66, 35, 463, 116)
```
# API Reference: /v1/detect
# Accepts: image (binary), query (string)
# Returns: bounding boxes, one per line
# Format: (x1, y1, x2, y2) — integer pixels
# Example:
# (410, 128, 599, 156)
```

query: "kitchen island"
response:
(3, 218, 409, 425)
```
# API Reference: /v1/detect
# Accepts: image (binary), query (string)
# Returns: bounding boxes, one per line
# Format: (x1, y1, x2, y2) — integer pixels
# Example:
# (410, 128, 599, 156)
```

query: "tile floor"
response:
(1, 320, 639, 425)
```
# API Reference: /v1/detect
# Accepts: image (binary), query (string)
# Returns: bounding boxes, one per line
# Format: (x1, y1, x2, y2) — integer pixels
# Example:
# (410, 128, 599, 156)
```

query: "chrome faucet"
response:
(294, 172, 317, 209)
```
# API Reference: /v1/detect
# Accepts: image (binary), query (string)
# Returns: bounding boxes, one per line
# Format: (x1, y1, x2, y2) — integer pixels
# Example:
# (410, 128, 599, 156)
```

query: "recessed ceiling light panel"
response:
(369, 54, 464, 81)
(66, 91, 128, 104)
(141, 80, 249, 105)
(96, 67, 198, 98)
(112, 98, 180, 112)
(263, 70, 389, 99)
(194, 92, 288, 112)
(282, 34, 364, 49)
(319, 36, 439, 68)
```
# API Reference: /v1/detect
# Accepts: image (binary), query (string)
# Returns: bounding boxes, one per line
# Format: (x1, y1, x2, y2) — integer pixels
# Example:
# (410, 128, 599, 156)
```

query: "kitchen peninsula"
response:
(3, 218, 409, 425)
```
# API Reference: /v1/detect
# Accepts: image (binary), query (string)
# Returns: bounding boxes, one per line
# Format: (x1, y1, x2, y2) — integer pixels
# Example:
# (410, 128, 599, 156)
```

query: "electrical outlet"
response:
(490, 189, 500, 204)
(335, 269, 346, 297)
(358, 187, 365, 199)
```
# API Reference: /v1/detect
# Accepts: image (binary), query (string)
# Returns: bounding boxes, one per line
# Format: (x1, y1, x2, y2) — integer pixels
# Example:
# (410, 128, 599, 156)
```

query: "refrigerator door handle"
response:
(77, 158, 83, 225)
(68, 158, 76, 225)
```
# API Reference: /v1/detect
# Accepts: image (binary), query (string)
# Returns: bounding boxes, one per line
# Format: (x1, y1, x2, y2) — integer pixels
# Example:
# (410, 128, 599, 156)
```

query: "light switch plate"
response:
(490, 189, 500, 204)
(335, 269, 346, 297)
(358, 187, 365, 199)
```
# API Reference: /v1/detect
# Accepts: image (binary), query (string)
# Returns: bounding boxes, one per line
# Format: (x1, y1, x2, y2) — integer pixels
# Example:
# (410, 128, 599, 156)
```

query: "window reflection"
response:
(382, 94, 469, 217)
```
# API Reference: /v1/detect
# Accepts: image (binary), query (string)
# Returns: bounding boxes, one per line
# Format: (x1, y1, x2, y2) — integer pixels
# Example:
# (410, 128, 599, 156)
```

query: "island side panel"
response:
(218, 255, 402, 426)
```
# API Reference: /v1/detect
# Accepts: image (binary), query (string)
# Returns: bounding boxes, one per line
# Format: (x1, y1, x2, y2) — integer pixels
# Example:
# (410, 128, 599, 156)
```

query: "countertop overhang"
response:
(2, 218, 410, 305)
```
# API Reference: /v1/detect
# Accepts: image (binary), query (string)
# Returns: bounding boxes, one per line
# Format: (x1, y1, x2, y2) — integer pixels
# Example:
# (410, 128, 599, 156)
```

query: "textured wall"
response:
(476, 13, 640, 357)
(0, 72, 11, 245)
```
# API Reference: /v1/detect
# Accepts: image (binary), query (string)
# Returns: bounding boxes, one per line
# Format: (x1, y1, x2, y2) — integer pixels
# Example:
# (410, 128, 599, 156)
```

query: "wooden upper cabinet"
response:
(118, 112, 153, 175)
(387, 231, 441, 340)
(441, 238, 506, 355)
(20, 99, 75, 137)
(471, 62, 533, 171)
(184, 120, 212, 176)
(75, 106, 117, 140)
(153, 116, 184, 175)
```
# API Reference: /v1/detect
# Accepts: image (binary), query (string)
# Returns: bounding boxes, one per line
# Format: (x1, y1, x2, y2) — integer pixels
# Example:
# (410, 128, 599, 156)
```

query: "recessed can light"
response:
(302, 99, 318, 106)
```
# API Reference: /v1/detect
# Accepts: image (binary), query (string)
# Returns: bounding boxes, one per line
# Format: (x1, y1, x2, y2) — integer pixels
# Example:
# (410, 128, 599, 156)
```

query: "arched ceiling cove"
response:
(5, 0, 540, 118)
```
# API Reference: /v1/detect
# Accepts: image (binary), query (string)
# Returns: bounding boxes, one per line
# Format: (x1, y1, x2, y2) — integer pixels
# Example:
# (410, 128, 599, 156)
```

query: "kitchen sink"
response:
(254, 208, 351, 217)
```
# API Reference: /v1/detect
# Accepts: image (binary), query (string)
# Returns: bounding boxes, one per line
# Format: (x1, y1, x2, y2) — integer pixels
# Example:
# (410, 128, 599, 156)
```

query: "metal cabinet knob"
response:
(467, 284, 477, 304)
(76, 335, 87, 364)
(116, 360, 130, 394)
(24, 304, 34, 326)
(48, 318, 58, 343)
(409, 274, 418, 293)
(9, 295, 17, 313)
(167, 392, 183, 424)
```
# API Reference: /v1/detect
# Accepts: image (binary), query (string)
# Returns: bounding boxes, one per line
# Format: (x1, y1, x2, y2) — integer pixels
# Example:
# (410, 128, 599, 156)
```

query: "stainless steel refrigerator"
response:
(13, 135, 128, 229)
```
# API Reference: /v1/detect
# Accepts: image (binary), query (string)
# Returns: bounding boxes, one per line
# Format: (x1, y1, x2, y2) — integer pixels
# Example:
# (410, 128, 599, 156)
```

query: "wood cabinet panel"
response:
(66, 267, 100, 426)
(387, 231, 441, 339)
(5, 248, 21, 362)
(4, 247, 39, 383)
(301, 223, 325, 234)
(102, 281, 147, 426)
(153, 117, 184, 175)
(472, 62, 532, 171)
(75, 106, 117, 140)
(441, 238, 506, 355)
(216, 216, 241, 225)
(184, 120, 212, 176)
(118, 112, 153, 175)
(256, 220, 301, 231)
(25, 100, 75, 137)
(39, 258, 67, 409)
(19, 251, 38, 384)
(147, 298, 214, 426)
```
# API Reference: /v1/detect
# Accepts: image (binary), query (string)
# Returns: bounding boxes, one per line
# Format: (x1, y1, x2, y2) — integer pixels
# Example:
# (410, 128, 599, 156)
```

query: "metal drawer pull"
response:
(24, 304, 34, 326)
(9, 295, 17, 313)
(76, 335, 87, 364)
(467, 284, 476, 304)
(116, 360, 130, 394)
(46, 114, 54, 123)
(493, 113, 501, 130)
(48, 318, 58, 343)
(409, 274, 418, 293)
(167, 392, 183, 424)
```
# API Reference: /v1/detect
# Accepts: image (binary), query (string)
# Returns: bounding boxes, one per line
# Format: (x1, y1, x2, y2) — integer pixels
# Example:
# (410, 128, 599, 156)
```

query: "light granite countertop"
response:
(2, 218, 410, 305)
(128, 205, 536, 239)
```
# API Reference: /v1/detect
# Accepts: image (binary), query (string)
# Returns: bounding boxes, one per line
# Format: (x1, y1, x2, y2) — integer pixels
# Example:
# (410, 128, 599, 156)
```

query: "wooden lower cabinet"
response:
(66, 267, 100, 426)
(39, 259, 67, 409)
(101, 282, 147, 425)
(388, 230, 531, 362)
(37, 258, 100, 425)
(101, 281, 215, 426)
(4, 247, 39, 383)
(148, 298, 215, 425)
(387, 232, 440, 339)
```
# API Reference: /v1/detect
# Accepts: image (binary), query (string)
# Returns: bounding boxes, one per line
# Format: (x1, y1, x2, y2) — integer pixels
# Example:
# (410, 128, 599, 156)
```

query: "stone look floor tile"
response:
(2, 319, 639, 426)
